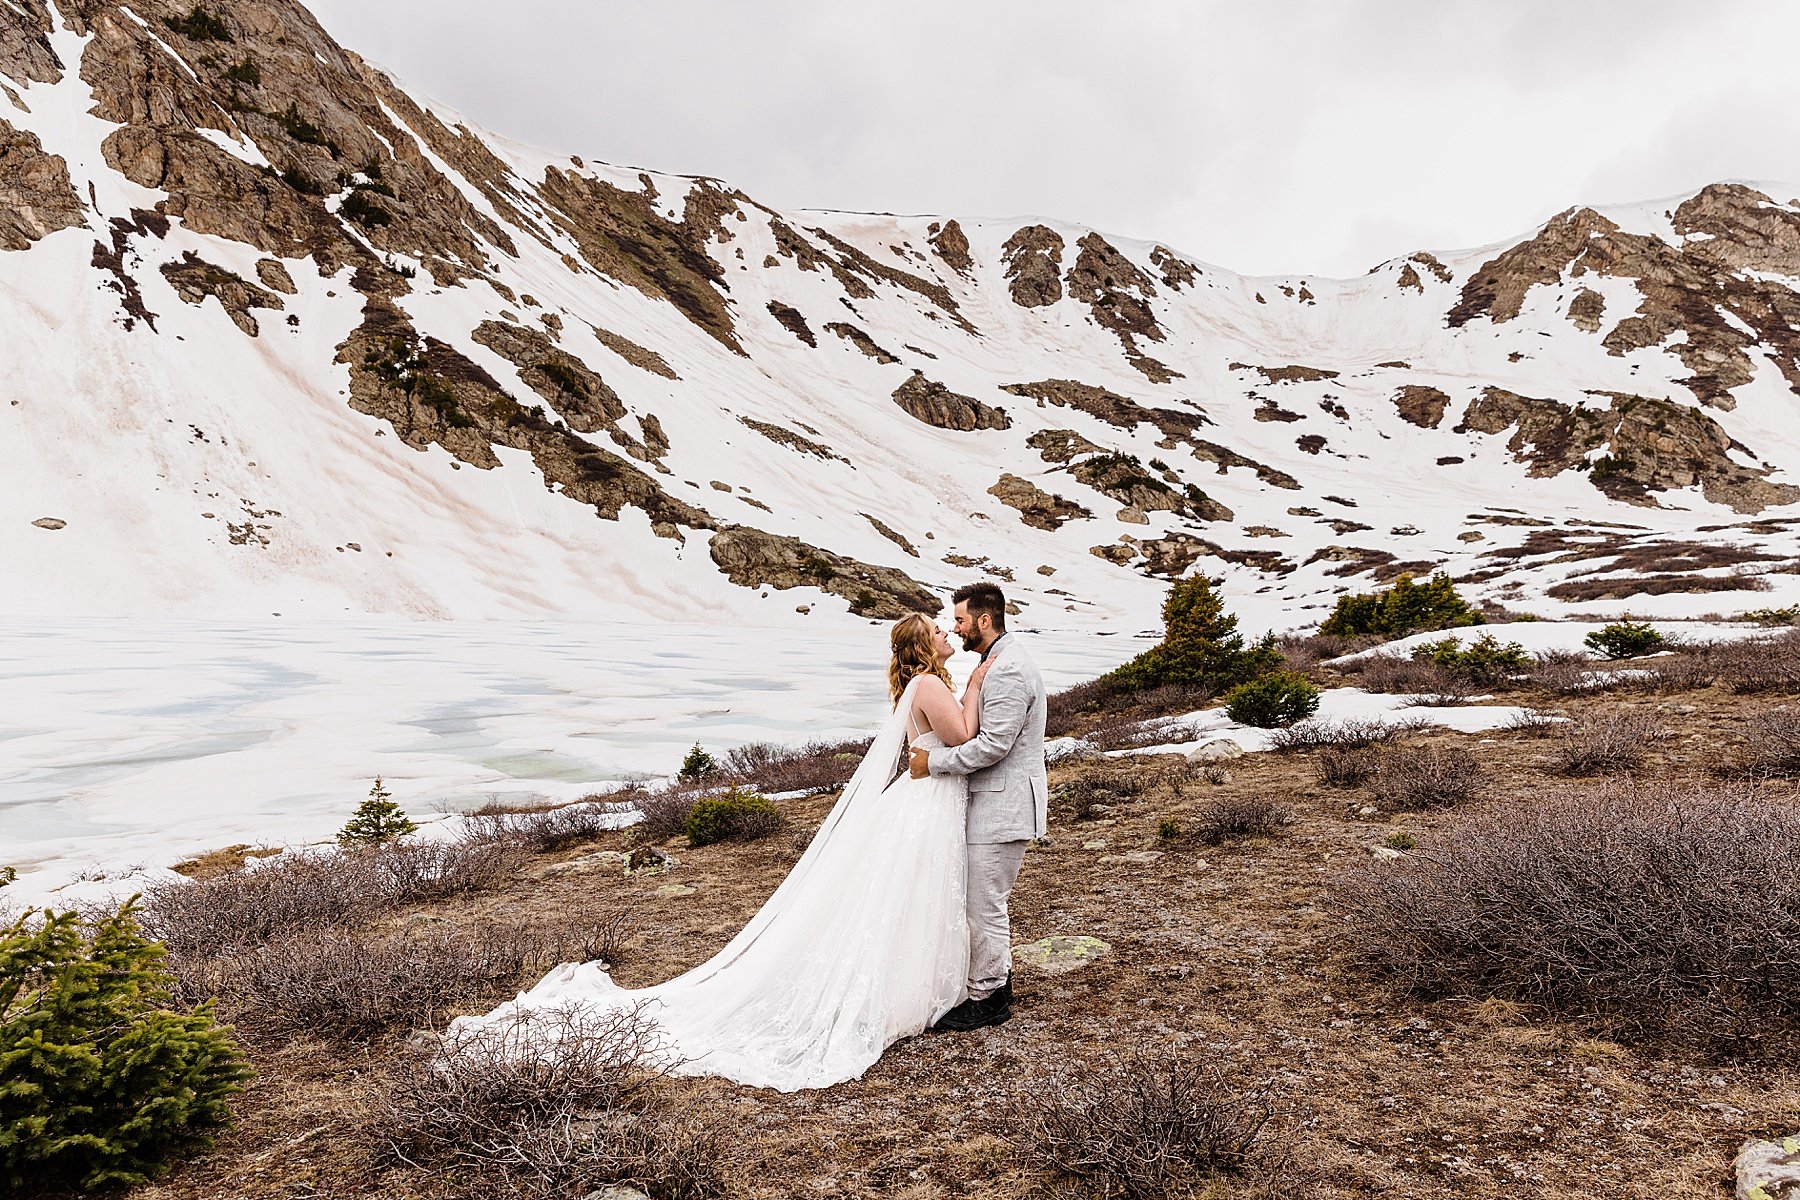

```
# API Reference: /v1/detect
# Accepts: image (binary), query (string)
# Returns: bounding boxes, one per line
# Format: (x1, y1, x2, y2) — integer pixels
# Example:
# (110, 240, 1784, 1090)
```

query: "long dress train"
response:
(446, 676, 970, 1092)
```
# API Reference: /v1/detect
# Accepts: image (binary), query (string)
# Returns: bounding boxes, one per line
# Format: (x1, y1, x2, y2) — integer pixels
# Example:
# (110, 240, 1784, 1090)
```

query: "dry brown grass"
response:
(1723, 706, 1800, 779)
(1314, 745, 1382, 788)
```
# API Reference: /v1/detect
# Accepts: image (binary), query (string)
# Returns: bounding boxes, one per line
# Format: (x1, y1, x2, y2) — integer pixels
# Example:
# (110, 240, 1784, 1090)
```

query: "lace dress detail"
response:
(447, 678, 970, 1092)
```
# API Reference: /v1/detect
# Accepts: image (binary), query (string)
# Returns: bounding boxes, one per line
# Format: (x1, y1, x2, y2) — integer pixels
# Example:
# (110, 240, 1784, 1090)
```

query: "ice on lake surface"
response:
(0, 617, 1137, 903)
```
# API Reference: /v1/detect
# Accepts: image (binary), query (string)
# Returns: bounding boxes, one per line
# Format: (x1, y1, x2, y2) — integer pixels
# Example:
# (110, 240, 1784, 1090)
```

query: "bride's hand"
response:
(967, 660, 992, 691)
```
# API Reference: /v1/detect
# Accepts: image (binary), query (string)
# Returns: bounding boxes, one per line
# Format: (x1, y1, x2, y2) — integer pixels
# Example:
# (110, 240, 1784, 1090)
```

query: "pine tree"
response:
(336, 777, 417, 848)
(1103, 576, 1281, 693)
(679, 743, 718, 781)
(0, 903, 251, 1191)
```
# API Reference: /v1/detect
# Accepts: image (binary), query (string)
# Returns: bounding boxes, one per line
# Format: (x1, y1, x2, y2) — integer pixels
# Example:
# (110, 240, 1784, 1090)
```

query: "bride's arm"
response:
(913, 675, 977, 746)
(960, 661, 989, 737)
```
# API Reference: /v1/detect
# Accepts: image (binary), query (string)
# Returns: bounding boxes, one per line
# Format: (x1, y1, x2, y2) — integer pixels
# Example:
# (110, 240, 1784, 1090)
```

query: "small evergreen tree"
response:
(336, 777, 417, 848)
(679, 743, 718, 781)
(0, 903, 251, 1191)
(1318, 572, 1482, 639)
(1584, 620, 1666, 660)
(1103, 576, 1282, 693)
(1224, 672, 1321, 728)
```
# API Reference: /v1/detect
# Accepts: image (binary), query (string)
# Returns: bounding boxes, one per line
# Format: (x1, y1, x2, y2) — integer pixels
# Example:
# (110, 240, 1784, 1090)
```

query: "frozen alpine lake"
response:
(0, 616, 1136, 904)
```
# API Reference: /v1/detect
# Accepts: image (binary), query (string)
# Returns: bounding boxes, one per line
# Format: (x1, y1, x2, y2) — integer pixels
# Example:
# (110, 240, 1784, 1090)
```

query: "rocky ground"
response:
(124, 661, 1800, 1200)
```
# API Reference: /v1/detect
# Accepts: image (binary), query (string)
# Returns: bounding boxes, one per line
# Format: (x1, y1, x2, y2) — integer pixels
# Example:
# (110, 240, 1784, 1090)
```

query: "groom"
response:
(908, 581, 1048, 1032)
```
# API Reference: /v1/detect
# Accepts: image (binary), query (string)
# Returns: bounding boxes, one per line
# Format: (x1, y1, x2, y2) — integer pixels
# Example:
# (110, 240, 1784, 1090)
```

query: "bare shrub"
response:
(630, 785, 705, 844)
(1007, 1046, 1286, 1195)
(1336, 781, 1800, 1048)
(137, 838, 523, 958)
(1549, 710, 1659, 775)
(1353, 654, 1477, 702)
(1046, 678, 1212, 738)
(1274, 631, 1380, 670)
(1372, 746, 1482, 810)
(1314, 745, 1381, 788)
(1089, 720, 1178, 752)
(1527, 648, 1610, 696)
(1713, 630, 1800, 694)
(1266, 717, 1409, 753)
(217, 915, 627, 1042)
(1501, 707, 1563, 737)
(1054, 768, 1144, 823)
(465, 799, 629, 853)
(721, 737, 870, 794)
(1195, 795, 1294, 845)
(372, 1005, 737, 1198)
(1724, 707, 1800, 779)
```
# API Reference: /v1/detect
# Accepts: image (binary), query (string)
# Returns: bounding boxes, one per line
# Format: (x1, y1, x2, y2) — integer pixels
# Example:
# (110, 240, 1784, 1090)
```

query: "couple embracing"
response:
(451, 582, 1049, 1092)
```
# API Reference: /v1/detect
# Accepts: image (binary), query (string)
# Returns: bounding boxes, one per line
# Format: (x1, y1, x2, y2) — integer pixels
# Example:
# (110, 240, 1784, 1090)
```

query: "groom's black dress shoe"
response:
(935, 990, 1012, 1033)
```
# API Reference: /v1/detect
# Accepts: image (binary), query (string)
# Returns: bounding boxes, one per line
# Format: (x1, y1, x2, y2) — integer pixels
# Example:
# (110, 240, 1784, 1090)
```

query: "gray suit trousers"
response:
(966, 839, 1028, 1000)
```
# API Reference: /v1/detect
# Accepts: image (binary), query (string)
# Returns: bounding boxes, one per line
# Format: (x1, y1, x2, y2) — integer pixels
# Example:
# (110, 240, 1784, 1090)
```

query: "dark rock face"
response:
(707, 527, 938, 619)
(766, 300, 816, 347)
(891, 372, 1010, 432)
(1002, 378, 1209, 443)
(470, 320, 670, 462)
(1065, 233, 1181, 382)
(0, 120, 85, 250)
(1001, 224, 1064, 308)
(823, 321, 899, 363)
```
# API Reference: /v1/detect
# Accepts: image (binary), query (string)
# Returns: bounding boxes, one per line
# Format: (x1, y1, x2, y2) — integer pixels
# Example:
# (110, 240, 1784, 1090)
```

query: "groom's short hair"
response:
(952, 581, 1007, 632)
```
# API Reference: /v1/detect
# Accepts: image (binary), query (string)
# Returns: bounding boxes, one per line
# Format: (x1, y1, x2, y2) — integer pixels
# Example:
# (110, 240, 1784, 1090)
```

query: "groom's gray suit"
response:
(926, 633, 1048, 1001)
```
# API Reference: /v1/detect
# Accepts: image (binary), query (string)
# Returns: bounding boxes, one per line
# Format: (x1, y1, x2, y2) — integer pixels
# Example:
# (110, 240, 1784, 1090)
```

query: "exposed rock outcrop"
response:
(1455, 386, 1800, 513)
(988, 473, 1092, 531)
(470, 320, 664, 459)
(1069, 452, 1231, 522)
(739, 417, 850, 465)
(1027, 428, 1105, 464)
(1002, 378, 1209, 444)
(0, 120, 85, 250)
(591, 326, 680, 379)
(1392, 385, 1450, 429)
(927, 218, 972, 276)
(823, 320, 899, 363)
(766, 300, 816, 346)
(891, 371, 1010, 432)
(1065, 233, 1181, 382)
(1001, 224, 1064, 308)
(160, 250, 284, 335)
(707, 527, 938, 618)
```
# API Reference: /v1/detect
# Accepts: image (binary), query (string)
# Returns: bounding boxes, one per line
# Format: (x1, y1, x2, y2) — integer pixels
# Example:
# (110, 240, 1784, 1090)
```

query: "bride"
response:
(446, 613, 989, 1091)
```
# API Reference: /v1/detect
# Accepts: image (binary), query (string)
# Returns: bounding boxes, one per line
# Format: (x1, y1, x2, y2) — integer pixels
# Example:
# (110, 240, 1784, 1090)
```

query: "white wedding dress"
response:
(447, 677, 971, 1091)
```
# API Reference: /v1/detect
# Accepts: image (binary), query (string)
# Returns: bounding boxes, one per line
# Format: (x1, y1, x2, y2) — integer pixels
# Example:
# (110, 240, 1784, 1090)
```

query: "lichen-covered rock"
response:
(1001, 223, 1064, 308)
(1737, 1135, 1800, 1200)
(891, 371, 1010, 431)
(0, 119, 85, 251)
(707, 527, 939, 618)
(988, 473, 1092, 531)
(1027, 428, 1105, 464)
(1012, 934, 1110, 975)
(1567, 287, 1604, 332)
(1002, 378, 1208, 444)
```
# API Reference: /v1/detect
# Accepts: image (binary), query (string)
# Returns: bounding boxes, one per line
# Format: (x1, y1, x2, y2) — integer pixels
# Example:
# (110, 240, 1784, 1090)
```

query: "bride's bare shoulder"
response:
(910, 673, 952, 698)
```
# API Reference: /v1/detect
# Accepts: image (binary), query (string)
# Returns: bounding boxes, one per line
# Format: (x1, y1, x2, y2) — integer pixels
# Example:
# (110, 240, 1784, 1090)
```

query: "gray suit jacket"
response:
(926, 634, 1048, 844)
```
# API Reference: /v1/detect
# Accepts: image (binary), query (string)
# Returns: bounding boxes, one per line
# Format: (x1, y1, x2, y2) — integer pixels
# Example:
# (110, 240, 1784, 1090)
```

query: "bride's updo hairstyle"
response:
(888, 613, 953, 705)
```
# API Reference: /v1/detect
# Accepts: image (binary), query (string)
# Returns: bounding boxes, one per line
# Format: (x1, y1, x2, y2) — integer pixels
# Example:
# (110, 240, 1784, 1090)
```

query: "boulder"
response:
(654, 882, 697, 898)
(1186, 738, 1245, 763)
(1098, 850, 1163, 866)
(1013, 935, 1111, 976)
(30, 517, 66, 530)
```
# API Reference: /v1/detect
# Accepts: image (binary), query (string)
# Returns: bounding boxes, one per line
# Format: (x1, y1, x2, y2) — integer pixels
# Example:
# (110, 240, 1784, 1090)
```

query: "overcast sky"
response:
(304, 1, 1800, 278)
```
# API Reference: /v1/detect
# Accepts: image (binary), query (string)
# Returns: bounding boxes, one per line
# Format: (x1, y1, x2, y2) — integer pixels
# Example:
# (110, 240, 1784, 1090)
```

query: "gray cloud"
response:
(306, 0, 1800, 277)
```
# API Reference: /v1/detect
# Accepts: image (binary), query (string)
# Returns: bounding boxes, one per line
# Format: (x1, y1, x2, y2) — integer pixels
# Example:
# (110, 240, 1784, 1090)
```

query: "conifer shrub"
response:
(340, 188, 391, 228)
(1583, 620, 1666, 659)
(679, 742, 718, 780)
(684, 789, 784, 847)
(1102, 576, 1282, 694)
(1410, 632, 1529, 684)
(1223, 672, 1320, 728)
(0, 903, 251, 1192)
(164, 4, 231, 41)
(1317, 572, 1482, 639)
(337, 777, 417, 848)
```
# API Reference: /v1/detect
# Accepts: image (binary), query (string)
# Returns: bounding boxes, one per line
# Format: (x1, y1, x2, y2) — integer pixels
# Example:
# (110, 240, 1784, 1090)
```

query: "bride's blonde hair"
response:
(889, 613, 953, 705)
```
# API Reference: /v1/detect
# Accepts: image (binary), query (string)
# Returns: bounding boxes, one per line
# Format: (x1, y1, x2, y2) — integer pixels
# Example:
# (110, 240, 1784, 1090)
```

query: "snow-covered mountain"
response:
(6, 0, 1800, 634)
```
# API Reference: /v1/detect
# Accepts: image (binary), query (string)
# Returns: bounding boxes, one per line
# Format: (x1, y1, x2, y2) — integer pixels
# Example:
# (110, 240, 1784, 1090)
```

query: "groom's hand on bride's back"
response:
(908, 747, 931, 778)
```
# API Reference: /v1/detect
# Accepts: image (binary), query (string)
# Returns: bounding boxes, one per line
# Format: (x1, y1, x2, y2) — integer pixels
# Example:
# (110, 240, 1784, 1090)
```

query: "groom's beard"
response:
(961, 632, 982, 653)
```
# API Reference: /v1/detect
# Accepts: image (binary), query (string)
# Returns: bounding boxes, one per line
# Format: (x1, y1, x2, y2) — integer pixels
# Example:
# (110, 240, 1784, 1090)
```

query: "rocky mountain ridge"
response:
(4, 0, 1800, 631)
